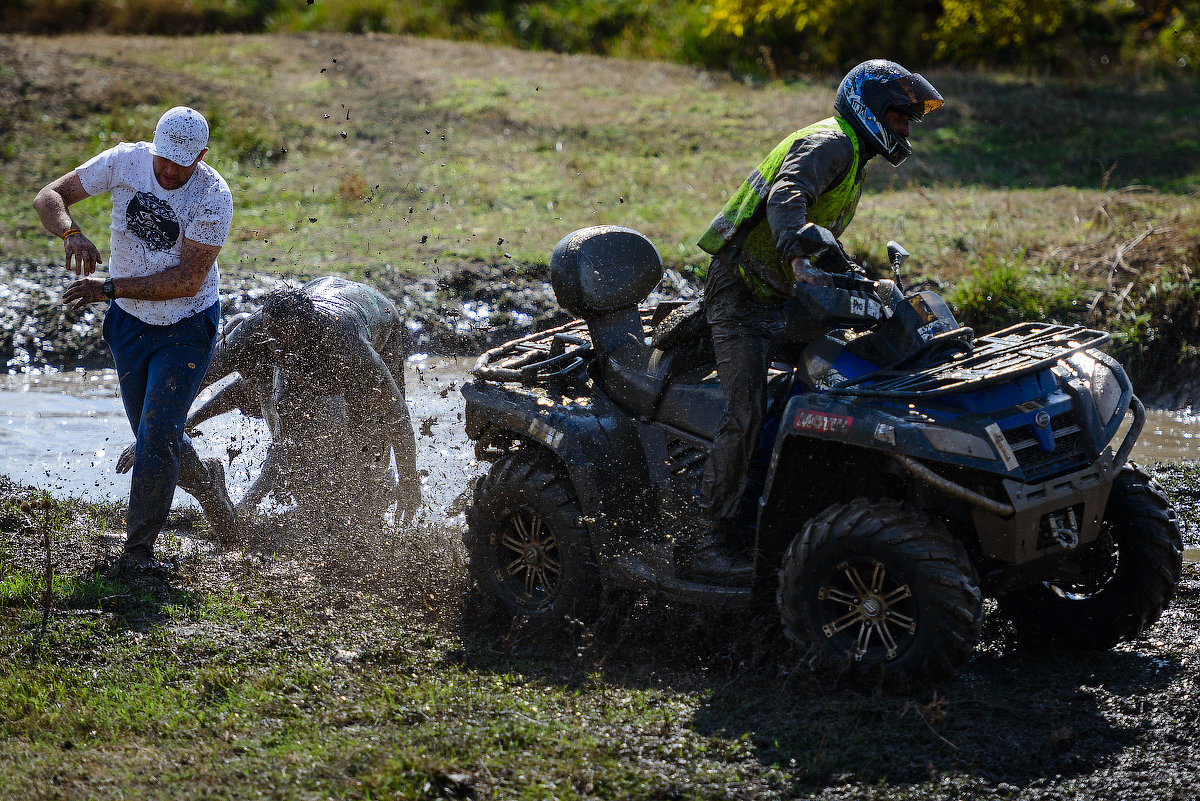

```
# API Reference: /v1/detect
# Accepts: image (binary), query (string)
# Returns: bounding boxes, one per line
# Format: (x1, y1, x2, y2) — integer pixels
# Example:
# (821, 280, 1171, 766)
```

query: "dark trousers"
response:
(103, 301, 219, 556)
(698, 258, 788, 522)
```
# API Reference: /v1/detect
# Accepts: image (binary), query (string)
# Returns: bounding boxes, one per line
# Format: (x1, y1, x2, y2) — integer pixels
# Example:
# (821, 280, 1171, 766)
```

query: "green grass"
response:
(4, 34, 1199, 269)
(0, 445, 1198, 798)
(0, 558, 774, 799)
(2, 33, 1200, 387)
(2, 538, 1197, 800)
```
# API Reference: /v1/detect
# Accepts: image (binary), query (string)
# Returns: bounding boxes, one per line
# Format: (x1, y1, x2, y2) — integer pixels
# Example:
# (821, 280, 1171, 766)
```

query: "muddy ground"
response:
(0, 258, 552, 370)
(1, 461, 1199, 800)
(5, 258, 1200, 798)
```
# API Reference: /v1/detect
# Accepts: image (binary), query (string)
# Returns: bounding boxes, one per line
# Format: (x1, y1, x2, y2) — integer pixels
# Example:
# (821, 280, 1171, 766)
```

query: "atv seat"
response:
(550, 226, 672, 419)
(550, 226, 773, 429)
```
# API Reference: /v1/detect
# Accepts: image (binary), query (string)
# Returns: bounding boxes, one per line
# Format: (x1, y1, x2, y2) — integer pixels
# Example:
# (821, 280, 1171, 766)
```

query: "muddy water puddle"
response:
(2, 366, 1198, 532)
(1138, 409, 1200, 463)
(0, 358, 477, 517)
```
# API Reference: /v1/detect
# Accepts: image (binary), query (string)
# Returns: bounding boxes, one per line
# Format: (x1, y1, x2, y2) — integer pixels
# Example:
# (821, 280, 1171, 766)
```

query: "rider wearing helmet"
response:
(692, 59, 943, 581)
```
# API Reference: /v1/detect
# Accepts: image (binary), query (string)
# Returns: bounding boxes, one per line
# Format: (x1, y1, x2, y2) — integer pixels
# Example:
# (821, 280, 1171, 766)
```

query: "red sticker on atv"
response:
(793, 410, 854, 434)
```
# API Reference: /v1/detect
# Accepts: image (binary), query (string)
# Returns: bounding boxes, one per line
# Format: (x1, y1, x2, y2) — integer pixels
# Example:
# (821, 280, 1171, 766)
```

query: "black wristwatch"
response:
(102, 277, 116, 300)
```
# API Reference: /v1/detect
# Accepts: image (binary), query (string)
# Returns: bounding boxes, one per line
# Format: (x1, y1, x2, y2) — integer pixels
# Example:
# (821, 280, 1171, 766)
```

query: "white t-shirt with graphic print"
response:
(76, 141, 233, 326)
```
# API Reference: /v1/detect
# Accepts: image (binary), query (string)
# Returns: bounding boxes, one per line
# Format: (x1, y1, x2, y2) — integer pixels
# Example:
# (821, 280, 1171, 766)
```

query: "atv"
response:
(460, 224, 1183, 688)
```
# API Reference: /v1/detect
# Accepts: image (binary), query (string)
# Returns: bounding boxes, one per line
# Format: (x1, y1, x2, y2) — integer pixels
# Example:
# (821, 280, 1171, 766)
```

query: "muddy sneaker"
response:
(198, 458, 240, 543)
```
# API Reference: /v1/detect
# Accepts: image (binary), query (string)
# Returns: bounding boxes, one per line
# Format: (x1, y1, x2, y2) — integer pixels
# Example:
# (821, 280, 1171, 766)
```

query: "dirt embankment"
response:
(0, 258, 700, 372)
(0, 259, 563, 371)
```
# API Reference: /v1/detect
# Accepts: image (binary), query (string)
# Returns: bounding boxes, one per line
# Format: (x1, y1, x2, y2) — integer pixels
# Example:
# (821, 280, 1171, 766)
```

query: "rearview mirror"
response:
(887, 240, 910, 270)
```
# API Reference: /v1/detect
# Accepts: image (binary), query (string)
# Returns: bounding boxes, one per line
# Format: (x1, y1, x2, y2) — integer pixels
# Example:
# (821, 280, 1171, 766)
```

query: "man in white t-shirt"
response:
(34, 106, 238, 571)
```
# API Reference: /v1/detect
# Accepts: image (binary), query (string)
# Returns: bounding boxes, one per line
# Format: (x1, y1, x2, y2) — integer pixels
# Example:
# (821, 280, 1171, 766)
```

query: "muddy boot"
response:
(116, 547, 173, 576)
(189, 458, 240, 543)
(691, 519, 753, 584)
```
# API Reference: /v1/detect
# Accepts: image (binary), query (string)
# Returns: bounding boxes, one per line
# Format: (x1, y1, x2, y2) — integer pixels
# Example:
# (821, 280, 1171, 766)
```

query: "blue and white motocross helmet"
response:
(834, 59, 943, 166)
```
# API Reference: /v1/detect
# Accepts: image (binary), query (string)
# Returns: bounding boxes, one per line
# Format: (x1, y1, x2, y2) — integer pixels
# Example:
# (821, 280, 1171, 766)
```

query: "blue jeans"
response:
(103, 301, 220, 556)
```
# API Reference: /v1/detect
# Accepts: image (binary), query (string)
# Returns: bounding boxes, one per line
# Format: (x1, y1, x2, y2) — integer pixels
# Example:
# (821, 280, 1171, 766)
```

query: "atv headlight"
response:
(1064, 351, 1122, 424)
(922, 426, 996, 460)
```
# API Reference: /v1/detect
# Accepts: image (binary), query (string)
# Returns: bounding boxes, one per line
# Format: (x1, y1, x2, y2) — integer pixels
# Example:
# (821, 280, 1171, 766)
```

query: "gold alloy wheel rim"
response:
(495, 508, 563, 604)
(817, 560, 917, 661)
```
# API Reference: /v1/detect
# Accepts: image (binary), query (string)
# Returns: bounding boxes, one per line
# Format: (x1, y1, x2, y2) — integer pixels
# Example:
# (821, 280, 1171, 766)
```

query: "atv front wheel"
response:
(465, 452, 598, 627)
(778, 499, 982, 689)
(1000, 463, 1182, 649)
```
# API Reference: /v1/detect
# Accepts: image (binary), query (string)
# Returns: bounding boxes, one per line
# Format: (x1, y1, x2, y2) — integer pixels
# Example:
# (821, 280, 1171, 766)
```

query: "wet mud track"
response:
(5, 258, 1200, 798)
(2, 454, 1200, 800)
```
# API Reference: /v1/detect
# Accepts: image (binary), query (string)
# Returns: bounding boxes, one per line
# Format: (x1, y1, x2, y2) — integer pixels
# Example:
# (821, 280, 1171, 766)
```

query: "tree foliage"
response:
(1, 0, 1196, 76)
(703, 0, 1200, 73)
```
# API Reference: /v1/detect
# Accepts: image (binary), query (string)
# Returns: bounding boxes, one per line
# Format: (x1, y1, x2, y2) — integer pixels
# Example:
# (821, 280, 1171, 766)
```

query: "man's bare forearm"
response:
(109, 239, 222, 301)
(33, 185, 76, 237)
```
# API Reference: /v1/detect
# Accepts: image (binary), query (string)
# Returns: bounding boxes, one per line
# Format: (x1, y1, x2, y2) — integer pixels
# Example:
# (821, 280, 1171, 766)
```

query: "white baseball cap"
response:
(151, 106, 209, 166)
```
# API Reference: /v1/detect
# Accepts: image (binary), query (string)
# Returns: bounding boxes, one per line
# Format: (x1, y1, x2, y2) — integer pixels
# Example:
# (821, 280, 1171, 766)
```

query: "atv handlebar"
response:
(785, 281, 889, 333)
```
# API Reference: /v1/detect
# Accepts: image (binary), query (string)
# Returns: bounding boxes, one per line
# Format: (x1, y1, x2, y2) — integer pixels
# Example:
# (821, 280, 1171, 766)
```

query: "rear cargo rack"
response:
(828, 322, 1110, 398)
(471, 319, 591, 385)
(472, 310, 665, 385)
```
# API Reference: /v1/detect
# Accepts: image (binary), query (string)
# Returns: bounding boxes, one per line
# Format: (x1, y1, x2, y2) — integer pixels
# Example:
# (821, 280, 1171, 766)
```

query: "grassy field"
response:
(3, 34, 1200, 799)
(3, 34, 1199, 394)
(1, 36, 1196, 261)
(2, 471, 1200, 801)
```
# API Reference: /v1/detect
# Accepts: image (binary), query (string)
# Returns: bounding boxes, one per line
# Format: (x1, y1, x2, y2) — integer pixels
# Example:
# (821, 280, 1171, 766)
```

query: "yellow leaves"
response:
(934, 0, 1067, 59)
(703, 0, 840, 40)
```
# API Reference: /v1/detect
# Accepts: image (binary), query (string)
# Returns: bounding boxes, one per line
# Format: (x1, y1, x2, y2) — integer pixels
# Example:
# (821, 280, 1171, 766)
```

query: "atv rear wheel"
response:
(465, 452, 598, 627)
(778, 499, 982, 689)
(1000, 463, 1182, 649)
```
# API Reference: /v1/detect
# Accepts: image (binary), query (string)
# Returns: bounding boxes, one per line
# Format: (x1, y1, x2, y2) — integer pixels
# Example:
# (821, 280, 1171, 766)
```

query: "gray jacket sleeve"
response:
(766, 129, 857, 267)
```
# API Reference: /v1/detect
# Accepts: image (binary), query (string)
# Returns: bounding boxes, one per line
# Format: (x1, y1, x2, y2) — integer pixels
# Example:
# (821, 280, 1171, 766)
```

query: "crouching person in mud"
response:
(33, 106, 238, 571)
(121, 277, 423, 532)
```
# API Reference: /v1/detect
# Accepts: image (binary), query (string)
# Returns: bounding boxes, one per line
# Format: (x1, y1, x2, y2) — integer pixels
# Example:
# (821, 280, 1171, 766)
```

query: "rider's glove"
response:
(791, 256, 834, 288)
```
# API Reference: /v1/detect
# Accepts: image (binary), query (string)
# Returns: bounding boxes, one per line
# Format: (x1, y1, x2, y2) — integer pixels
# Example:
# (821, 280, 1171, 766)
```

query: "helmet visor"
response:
(890, 73, 943, 120)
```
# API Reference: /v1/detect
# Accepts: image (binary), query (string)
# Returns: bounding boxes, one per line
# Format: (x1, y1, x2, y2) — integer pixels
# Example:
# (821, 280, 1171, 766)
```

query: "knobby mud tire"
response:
(778, 498, 982, 690)
(465, 452, 599, 630)
(1000, 463, 1183, 649)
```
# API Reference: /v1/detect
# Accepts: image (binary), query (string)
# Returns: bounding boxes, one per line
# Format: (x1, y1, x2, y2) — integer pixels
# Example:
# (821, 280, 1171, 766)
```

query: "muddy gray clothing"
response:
(698, 256, 791, 520)
(699, 121, 863, 302)
(699, 123, 871, 521)
(766, 127, 860, 269)
(195, 277, 420, 517)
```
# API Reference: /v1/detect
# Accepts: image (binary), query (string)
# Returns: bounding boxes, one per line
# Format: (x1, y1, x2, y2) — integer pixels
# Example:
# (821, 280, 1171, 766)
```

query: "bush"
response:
(947, 254, 1081, 334)
(701, 0, 1200, 74)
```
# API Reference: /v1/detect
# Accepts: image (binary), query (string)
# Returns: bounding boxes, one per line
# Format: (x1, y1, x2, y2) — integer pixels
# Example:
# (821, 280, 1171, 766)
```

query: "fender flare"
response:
(463, 382, 654, 553)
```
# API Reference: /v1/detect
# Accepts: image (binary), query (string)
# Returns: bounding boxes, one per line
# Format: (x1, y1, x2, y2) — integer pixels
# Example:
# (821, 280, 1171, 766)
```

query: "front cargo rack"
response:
(827, 322, 1110, 399)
